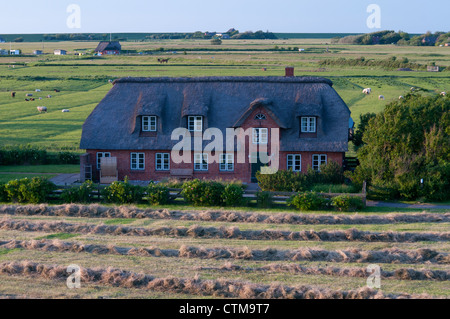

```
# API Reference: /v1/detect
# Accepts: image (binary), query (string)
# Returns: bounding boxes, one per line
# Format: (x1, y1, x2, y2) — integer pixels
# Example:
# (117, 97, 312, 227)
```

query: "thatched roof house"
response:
(80, 76, 351, 183)
(94, 41, 121, 55)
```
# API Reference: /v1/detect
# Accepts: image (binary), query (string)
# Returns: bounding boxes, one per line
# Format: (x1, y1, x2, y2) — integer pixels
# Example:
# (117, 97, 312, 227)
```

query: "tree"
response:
(352, 113, 376, 150)
(14, 37, 24, 42)
(352, 94, 450, 201)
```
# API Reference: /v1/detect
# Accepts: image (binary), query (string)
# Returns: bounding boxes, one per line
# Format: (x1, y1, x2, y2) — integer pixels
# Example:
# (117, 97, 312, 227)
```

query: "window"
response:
(301, 117, 316, 133)
(142, 116, 157, 132)
(194, 153, 208, 171)
(255, 113, 266, 120)
(287, 154, 301, 172)
(96, 152, 111, 169)
(252, 128, 268, 144)
(188, 116, 203, 132)
(220, 153, 234, 171)
(312, 154, 327, 171)
(156, 153, 170, 171)
(131, 153, 145, 170)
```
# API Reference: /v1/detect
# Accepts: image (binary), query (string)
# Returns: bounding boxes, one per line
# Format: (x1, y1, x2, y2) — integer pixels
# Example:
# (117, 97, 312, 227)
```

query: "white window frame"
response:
(96, 152, 111, 170)
(312, 154, 327, 172)
(301, 117, 317, 133)
(252, 128, 268, 144)
(287, 154, 301, 172)
(156, 153, 170, 171)
(142, 116, 157, 132)
(188, 116, 203, 132)
(194, 153, 208, 171)
(131, 152, 145, 170)
(219, 153, 234, 171)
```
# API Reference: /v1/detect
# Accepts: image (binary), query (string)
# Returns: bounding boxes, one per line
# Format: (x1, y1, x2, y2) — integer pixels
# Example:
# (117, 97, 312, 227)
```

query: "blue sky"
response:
(1, 0, 449, 34)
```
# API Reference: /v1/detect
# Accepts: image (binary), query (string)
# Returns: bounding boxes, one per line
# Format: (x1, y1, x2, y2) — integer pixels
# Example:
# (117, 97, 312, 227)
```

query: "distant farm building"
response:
(9, 49, 20, 55)
(54, 49, 67, 55)
(427, 65, 441, 72)
(33, 50, 43, 55)
(94, 41, 121, 55)
(422, 36, 438, 45)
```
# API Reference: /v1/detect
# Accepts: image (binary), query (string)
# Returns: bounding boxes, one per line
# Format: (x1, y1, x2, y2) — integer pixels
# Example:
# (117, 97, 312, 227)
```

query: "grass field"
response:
(1, 39, 449, 153)
(0, 204, 448, 299)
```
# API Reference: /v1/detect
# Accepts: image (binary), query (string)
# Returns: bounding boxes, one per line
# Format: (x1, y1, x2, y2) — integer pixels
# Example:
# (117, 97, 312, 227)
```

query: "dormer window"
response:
(301, 117, 316, 133)
(255, 114, 266, 120)
(142, 116, 157, 132)
(188, 116, 203, 132)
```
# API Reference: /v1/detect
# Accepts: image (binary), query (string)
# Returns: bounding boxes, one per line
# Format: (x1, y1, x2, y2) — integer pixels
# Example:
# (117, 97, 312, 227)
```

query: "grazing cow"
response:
(26, 93, 33, 97)
(378, 95, 385, 100)
(157, 58, 170, 63)
(54, 89, 60, 92)
(37, 106, 47, 113)
(11, 92, 16, 98)
(362, 88, 372, 95)
(30, 98, 35, 101)
(25, 99, 29, 101)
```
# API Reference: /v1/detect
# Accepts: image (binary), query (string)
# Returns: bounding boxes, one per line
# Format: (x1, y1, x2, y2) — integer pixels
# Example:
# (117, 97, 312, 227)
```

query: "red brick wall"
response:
(85, 107, 344, 183)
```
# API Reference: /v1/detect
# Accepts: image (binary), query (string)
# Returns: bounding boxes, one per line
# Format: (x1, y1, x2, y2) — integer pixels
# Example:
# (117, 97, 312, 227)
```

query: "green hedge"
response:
(288, 192, 327, 211)
(182, 179, 225, 206)
(331, 195, 364, 212)
(0, 147, 79, 165)
(101, 179, 145, 204)
(147, 183, 170, 205)
(61, 180, 95, 203)
(4, 177, 56, 203)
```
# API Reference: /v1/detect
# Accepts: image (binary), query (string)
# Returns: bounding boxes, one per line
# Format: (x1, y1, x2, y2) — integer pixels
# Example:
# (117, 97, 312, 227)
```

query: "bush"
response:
(222, 184, 244, 207)
(310, 183, 358, 194)
(256, 191, 273, 208)
(147, 183, 170, 205)
(331, 195, 365, 212)
(4, 177, 56, 203)
(101, 178, 145, 204)
(61, 180, 95, 203)
(288, 192, 326, 211)
(182, 179, 225, 206)
(256, 169, 309, 192)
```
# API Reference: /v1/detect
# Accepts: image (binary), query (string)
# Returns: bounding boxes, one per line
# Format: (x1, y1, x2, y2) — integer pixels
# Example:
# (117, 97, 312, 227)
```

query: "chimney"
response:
(285, 67, 294, 77)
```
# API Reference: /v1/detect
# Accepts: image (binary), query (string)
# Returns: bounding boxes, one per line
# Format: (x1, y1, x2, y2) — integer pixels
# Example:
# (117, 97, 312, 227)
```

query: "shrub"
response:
(55, 151, 79, 164)
(61, 180, 95, 203)
(182, 179, 225, 206)
(310, 183, 358, 194)
(147, 183, 170, 205)
(256, 169, 309, 192)
(288, 192, 326, 211)
(222, 184, 244, 207)
(256, 191, 273, 208)
(4, 177, 56, 203)
(101, 178, 145, 204)
(331, 195, 365, 212)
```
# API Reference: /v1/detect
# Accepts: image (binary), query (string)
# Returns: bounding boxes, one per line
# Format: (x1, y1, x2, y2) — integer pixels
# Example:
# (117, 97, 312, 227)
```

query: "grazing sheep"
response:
(441, 92, 446, 96)
(378, 95, 385, 100)
(411, 87, 416, 92)
(54, 89, 60, 92)
(362, 88, 372, 95)
(62, 109, 70, 113)
(399, 96, 404, 99)
(47, 95, 52, 98)
(35, 89, 41, 92)
(37, 106, 47, 113)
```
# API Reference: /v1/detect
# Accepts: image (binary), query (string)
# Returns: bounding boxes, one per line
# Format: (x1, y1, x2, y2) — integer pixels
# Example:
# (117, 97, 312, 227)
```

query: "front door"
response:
(251, 152, 268, 183)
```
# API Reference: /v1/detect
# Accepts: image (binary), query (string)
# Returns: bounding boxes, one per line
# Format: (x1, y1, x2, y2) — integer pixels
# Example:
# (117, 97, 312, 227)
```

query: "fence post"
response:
(362, 181, 367, 207)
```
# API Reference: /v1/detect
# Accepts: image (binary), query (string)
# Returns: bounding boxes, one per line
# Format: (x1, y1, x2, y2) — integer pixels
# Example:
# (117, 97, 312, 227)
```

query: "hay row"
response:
(199, 263, 450, 281)
(1, 204, 449, 225)
(0, 261, 435, 299)
(1, 219, 449, 243)
(1, 239, 448, 265)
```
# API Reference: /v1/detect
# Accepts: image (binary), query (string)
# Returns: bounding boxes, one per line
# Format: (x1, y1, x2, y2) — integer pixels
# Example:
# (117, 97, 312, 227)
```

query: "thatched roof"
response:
(94, 41, 121, 52)
(80, 77, 350, 152)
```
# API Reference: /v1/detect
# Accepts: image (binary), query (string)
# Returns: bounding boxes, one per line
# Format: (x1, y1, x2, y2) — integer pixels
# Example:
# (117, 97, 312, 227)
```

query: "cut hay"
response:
(0, 239, 447, 265)
(0, 261, 437, 299)
(0, 204, 448, 225)
(1, 219, 449, 243)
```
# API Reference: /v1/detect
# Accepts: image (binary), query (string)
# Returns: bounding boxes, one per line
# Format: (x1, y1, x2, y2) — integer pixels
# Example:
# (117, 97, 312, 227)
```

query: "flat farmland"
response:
(1, 39, 449, 152)
(0, 204, 448, 299)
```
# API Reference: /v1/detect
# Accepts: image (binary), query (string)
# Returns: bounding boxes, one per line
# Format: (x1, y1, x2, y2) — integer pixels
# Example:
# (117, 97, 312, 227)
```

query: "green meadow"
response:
(0, 39, 449, 152)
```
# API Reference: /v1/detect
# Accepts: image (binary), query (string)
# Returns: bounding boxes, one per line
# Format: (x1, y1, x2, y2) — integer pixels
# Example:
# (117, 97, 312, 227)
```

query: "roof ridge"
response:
(113, 76, 333, 86)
